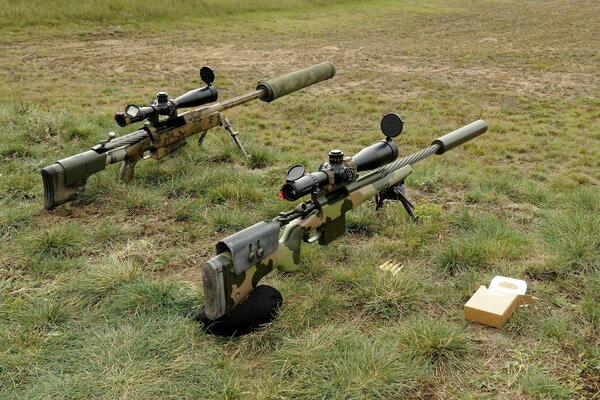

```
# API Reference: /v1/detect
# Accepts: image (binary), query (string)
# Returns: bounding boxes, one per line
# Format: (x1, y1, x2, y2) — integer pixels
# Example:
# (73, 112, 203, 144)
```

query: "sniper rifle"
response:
(197, 114, 487, 335)
(41, 62, 336, 209)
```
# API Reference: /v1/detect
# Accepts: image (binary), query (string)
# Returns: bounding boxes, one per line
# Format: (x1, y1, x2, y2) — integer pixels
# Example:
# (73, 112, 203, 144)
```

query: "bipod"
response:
(220, 115, 248, 158)
(196, 116, 249, 158)
(375, 181, 419, 223)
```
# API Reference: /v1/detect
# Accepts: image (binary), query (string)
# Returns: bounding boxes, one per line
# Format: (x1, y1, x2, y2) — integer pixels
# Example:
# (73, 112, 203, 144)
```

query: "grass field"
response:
(1, 0, 599, 398)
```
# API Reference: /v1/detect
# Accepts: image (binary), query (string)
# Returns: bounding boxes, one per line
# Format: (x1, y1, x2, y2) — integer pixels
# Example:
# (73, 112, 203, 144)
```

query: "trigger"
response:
(304, 229, 322, 243)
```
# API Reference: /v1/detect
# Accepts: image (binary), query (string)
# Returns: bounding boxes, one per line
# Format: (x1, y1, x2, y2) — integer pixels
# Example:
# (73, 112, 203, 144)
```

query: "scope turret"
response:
(280, 114, 402, 201)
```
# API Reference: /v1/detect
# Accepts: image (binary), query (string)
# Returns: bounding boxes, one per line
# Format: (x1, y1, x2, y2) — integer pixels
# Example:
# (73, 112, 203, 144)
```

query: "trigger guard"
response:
(304, 229, 322, 243)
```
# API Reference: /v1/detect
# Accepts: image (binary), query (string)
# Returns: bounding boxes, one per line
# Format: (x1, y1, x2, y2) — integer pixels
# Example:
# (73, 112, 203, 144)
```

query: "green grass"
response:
(518, 367, 575, 400)
(397, 318, 472, 378)
(267, 324, 421, 399)
(1, 0, 599, 398)
(0, 0, 367, 28)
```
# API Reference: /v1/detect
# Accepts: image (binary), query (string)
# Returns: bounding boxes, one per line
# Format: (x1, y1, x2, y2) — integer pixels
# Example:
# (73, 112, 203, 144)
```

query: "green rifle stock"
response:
(201, 117, 487, 321)
(41, 62, 336, 210)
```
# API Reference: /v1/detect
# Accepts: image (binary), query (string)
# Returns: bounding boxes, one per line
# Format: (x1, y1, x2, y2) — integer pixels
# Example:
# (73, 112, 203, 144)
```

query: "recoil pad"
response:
(432, 120, 487, 154)
(201, 254, 229, 320)
(41, 163, 77, 210)
(257, 61, 336, 102)
(195, 285, 283, 337)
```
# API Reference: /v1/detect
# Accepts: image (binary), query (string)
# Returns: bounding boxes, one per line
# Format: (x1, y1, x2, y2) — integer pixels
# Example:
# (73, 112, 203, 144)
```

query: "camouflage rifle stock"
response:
(201, 115, 487, 326)
(41, 62, 336, 210)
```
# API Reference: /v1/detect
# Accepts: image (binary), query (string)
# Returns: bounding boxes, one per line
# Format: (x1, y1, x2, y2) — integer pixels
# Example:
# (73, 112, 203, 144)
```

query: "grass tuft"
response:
(122, 186, 162, 215)
(206, 205, 256, 232)
(434, 237, 489, 274)
(0, 173, 39, 202)
(580, 294, 599, 327)
(107, 280, 195, 316)
(23, 223, 85, 258)
(0, 203, 37, 238)
(91, 220, 135, 247)
(398, 318, 471, 377)
(246, 148, 276, 169)
(69, 257, 142, 307)
(436, 213, 531, 274)
(332, 261, 424, 318)
(540, 210, 600, 274)
(20, 298, 71, 332)
(518, 367, 574, 400)
(269, 324, 420, 399)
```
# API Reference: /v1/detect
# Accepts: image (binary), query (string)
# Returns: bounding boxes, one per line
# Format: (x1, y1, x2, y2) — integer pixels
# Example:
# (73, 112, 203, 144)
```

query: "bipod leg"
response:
(374, 181, 419, 223)
(220, 115, 248, 158)
(397, 190, 419, 224)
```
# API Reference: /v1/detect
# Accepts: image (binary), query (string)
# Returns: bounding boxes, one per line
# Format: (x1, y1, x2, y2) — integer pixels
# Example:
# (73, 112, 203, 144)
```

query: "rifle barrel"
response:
(218, 89, 265, 111)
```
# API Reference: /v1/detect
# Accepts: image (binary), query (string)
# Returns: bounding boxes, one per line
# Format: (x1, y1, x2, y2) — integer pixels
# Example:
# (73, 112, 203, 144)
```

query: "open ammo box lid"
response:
(464, 276, 532, 328)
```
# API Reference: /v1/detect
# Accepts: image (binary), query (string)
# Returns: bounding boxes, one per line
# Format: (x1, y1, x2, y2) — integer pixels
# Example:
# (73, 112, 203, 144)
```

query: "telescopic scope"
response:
(281, 114, 403, 201)
(114, 66, 218, 127)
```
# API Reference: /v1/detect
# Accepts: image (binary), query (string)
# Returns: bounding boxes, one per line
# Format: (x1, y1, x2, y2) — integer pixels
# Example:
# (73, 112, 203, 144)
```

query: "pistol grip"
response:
(118, 158, 139, 182)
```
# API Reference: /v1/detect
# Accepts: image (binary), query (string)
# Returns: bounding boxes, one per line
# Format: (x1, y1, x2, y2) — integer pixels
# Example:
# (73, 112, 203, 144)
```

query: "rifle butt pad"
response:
(41, 163, 81, 210)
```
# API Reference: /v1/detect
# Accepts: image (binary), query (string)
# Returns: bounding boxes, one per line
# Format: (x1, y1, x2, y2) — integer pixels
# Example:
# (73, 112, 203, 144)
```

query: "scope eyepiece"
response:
(114, 105, 157, 127)
(281, 171, 328, 201)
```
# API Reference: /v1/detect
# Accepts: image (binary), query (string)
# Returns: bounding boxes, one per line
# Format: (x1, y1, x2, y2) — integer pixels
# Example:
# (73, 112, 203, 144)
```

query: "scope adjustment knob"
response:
(342, 167, 355, 182)
(156, 91, 169, 104)
(328, 149, 344, 165)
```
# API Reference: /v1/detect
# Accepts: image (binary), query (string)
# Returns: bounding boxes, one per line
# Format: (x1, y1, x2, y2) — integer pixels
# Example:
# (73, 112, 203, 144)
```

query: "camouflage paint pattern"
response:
(257, 61, 336, 102)
(203, 165, 412, 318)
(41, 62, 336, 209)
